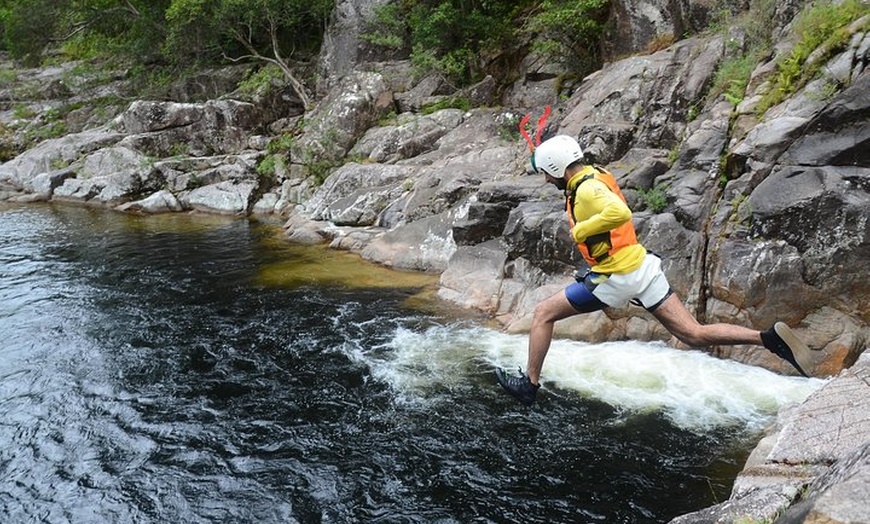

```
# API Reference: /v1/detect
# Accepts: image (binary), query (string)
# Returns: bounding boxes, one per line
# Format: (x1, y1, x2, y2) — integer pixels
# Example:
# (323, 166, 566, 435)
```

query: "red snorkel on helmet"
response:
(519, 107, 584, 186)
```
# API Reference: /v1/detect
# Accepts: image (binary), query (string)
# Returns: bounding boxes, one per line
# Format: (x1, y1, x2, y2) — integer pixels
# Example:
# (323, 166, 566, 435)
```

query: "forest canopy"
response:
(0, 0, 333, 67)
(0, 0, 611, 90)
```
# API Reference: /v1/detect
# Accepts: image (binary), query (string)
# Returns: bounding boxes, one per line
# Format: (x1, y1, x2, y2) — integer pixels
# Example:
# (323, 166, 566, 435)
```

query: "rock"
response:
(394, 75, 452, 113)
(303, 162, 414, 223)
(50, 146, 152, 205)
(316, 0, 398, 90)
(668, 486, 799, 524)
(674, 100, 732, 172)
(451, 195, 516, 246)
(114, 100, 259, 157)
(167, 65, 251, 102)
(634, 212, 704, 305)
(117, 189, 183, 213)
(768, 362, 870, 465)
(603, 0, 721, 60)
(608, 147, 671, 190)
(0, 130, 123, 189)
(503, 50, 568, 108)
(252, 192, 281, 215)
(659, 168, 717, 231)
(116, 100, 256, 134)
(670, 352, 870, 524)
(787, 444, 870, 524)
(349, 109, 466, 163)
(397, 146, 519, 225)
(731, 116, 812, 175)
(361, 211, 456, 272)
(179, 180, 259, 215)
(438, 239, 508, 312)
(800, 308, 865, 377)
(462, 75, 498, 107)
(502, 199, 584, 275)
(283, 212, 332, 245)
(781, 72, 870, 168)
(749, 165, 870, 313)
(20, 167, 77, 200)
(560, 36, 724, 158)
(292, 71, 392, 165)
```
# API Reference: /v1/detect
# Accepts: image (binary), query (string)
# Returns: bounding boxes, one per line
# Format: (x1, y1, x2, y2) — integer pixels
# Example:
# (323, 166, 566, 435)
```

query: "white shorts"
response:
(567, 253, 672, 311)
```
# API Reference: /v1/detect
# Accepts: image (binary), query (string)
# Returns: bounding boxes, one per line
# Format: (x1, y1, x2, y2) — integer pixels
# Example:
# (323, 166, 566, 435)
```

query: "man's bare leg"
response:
(651, 293, 814, 376)
(526, 291, 584, 384)
(650, 293, 762, 347)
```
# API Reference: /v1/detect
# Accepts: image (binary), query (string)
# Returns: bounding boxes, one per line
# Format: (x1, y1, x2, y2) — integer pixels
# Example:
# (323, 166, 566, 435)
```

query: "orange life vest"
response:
(566, 167, 639, 268)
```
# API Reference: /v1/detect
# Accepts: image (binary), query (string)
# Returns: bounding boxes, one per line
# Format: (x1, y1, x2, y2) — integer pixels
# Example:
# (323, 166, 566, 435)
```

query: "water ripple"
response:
(1, 205, 812, 523)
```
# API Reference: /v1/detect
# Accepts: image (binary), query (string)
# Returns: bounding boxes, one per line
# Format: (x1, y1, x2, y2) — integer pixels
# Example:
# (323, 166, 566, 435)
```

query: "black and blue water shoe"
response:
(495, 367, 540, 406)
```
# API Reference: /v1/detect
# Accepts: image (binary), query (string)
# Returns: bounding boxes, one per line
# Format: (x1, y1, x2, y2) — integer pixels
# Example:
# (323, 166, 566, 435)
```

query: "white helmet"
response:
(532, 135, 584, 178)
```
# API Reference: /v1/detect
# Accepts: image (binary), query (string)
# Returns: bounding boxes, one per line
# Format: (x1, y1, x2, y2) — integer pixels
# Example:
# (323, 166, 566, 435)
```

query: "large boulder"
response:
(52, 146, 153, 206)
(348, 109, 466, 163)
(302, 162, 415, 225)
(114, 100, 260, 157)
(560, 36, 724, 161)
(360, 211, 457, 272)
(705, 64, 870, 369)
(316, 0, 398, 91)
(179, 180, 260, 215)
(670, 352, 870, 524)
(438, 239, 508, 312)
(451, 177, 546, 246)
(0, 130, 123, 191)
(291, 71, 393, 166)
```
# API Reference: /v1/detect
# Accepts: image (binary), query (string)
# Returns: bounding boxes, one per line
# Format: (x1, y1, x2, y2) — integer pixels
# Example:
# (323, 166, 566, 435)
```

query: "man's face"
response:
(544, 172, 567, 191)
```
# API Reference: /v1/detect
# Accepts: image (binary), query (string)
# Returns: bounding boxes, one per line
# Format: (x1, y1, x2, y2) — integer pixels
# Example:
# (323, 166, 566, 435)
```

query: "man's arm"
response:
(570, 179, 632, 244)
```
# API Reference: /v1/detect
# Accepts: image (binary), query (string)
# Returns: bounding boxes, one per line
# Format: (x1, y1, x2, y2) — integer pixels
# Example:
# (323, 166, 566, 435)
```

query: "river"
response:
(0, 204, 822, 523)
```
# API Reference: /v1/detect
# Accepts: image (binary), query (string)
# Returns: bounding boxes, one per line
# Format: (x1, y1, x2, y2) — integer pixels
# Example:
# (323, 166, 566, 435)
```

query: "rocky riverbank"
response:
(2, 5, 867, 379)
(671, 352, 870, 523)
(2, 1, 869, 521)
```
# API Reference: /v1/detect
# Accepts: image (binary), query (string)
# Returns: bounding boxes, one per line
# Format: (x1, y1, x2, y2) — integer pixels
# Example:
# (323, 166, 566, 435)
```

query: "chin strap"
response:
(519, 105, 551, 152)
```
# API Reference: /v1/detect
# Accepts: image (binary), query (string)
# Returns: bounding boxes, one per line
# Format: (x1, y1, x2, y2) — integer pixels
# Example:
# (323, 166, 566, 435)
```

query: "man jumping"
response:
(496, 135, 814, 406)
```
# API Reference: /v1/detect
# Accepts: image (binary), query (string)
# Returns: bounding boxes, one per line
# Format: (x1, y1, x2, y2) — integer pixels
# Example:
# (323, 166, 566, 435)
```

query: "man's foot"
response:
(495, 367, 540, 405)
(761, 322, 813, 377)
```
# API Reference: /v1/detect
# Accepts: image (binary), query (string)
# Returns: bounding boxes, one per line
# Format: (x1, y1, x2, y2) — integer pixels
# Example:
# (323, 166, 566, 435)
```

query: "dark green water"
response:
(0, 204, 819, 523)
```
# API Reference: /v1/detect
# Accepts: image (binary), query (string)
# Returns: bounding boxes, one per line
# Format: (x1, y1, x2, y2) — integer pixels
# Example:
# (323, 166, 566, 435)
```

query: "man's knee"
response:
(532, 300, 556, 323)
(652, 294, 708, 347)
(533, 293, 575, 324)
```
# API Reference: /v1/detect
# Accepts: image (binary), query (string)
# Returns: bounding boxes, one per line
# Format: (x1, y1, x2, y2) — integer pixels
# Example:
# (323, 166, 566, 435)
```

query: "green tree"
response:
(0, 0, 10, 51)
(0, 0, 170, 64)
(1, 0, 65, 64)
(526, 0, 610, 77)
(164, 0, 334, 109)
(65, 0, 170, 59)
(366, 0, 533, 86)
(364, 0, 608, 87)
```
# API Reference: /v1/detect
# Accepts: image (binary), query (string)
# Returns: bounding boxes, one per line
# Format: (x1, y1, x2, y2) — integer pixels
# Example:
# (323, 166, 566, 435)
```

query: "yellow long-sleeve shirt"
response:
(567, 167, 646, 274)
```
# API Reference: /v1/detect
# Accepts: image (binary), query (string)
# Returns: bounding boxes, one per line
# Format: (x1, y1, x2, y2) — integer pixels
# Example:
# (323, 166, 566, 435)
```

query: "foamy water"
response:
(359, 324, 825, 432)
